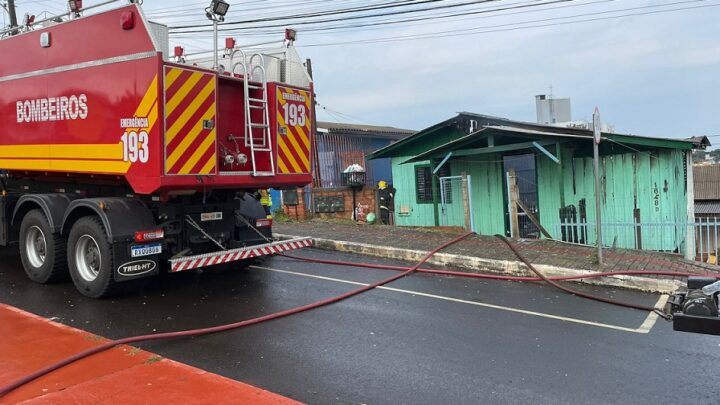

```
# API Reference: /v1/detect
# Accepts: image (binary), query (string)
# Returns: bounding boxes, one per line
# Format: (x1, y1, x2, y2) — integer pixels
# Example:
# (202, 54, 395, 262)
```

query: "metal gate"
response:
(439, 175, 474, 231)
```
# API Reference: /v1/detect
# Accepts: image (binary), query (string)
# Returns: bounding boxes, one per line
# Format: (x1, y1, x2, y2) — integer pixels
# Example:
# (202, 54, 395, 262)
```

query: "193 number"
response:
(282, 103, 306, 127)
(121, 131, 149, 163)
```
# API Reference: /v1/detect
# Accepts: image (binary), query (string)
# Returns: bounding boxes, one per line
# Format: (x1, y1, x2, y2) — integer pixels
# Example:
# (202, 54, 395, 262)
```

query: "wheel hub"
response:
(25, 226, 47, 268)
(75, 235, 101, 282)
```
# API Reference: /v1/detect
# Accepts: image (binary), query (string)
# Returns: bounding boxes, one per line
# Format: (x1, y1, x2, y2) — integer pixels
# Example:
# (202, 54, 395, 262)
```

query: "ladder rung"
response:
(249, 124, 268, 128)
(253, 147, 272, 152)
(247, 84, 264, 90)
(249, 105, 264, 109)
(248, 98, 267, 103)
(252, 172, 275, 177)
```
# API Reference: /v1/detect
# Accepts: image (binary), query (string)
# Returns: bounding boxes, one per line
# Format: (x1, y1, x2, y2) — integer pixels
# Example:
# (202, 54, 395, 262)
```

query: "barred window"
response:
(415, 164, 450, 203)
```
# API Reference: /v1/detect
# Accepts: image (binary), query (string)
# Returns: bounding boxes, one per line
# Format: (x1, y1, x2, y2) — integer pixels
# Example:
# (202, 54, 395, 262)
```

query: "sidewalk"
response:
(0, 304, 300, 405)
(275, 221, 720, 293)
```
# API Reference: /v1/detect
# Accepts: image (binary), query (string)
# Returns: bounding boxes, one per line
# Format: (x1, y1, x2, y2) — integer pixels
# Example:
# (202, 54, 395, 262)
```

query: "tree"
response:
(710, 149, 720, 162)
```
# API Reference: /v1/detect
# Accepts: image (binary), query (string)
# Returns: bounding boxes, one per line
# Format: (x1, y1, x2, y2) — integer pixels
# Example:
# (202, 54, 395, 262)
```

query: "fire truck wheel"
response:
(67, 216, 117, 298)
(19, 209, 68, 283)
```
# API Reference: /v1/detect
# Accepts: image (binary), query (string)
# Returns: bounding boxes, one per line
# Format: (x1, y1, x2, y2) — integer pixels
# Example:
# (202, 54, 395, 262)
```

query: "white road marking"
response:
(250, 265, 667, 334)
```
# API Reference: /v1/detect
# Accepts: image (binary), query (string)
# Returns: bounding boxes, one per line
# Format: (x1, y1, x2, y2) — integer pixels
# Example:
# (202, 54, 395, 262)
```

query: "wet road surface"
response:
(1, 246, 718, 404)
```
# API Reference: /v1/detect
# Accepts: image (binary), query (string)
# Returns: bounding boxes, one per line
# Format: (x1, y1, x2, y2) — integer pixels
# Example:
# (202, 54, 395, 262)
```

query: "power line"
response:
(298, 1, 718, 47)
(172, 0, 572, 35)
(169, 0, 443, 30)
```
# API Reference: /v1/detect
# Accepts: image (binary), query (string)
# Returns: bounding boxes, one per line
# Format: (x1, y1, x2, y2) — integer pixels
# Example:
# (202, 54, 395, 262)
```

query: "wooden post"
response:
(508, 168, 520, 239)
(461, 172, 471, 231)
(516, 199, 552, 239)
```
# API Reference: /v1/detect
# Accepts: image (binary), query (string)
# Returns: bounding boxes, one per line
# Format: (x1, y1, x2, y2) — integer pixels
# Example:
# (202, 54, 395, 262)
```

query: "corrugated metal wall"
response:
(317, 133, 394, 187)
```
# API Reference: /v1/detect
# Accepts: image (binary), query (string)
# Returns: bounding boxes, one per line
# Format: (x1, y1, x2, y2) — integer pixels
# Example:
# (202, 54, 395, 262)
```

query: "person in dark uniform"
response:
(377, 181, 395, 225)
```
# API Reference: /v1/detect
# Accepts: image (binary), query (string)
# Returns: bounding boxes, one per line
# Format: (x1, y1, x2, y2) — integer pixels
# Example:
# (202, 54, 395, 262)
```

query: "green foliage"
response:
(272, 207, 292, 223)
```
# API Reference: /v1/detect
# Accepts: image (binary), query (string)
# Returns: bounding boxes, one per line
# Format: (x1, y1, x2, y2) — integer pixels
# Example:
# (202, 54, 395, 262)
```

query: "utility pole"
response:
(7, 0, 18, 34)
(592, 107, 603, 265)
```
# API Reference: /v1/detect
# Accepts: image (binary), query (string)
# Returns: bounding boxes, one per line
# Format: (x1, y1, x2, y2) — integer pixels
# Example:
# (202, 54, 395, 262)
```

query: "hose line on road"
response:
(0, 232, 475, 398)
(279, 252, 720, 283)
(279, 235, 716, 320)
(493, 235, 672, 319)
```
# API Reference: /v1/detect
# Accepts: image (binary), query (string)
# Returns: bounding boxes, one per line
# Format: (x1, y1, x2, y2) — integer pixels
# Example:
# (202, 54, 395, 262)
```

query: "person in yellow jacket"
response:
(259, 189, 272, 219)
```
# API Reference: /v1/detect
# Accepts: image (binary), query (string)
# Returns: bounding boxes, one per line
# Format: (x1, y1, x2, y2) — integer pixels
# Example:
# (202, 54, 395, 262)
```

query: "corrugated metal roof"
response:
(695, 200, 720, 215)
(317, 121, 415, 140)
(694, 164, 720, 200)
(368, 112, 709, 160)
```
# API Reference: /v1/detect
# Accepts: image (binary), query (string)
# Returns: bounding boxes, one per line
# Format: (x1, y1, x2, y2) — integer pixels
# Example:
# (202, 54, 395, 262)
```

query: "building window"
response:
(415, 164, 450, 203)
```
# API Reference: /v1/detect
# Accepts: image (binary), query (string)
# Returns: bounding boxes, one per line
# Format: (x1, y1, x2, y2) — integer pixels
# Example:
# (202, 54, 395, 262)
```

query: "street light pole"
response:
(212, 18, 218, 70)
(592, 107, 603, 265)
(205, 0, 229, 71)
(6, 0, 18, 34)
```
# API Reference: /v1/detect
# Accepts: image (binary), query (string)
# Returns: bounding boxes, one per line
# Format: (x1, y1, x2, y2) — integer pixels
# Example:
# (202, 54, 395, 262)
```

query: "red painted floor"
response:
(0, 304, 302, 404)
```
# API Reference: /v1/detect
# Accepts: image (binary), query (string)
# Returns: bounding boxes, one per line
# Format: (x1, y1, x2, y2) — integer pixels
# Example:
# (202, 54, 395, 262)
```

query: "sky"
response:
(7, 0, 720, 143)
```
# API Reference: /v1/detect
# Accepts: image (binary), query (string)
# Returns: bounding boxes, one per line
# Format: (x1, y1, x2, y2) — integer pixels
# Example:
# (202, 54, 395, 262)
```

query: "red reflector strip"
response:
(255, 218, 272, 228)
(170, 238, 313, 272)
(134, 229, 164, 243)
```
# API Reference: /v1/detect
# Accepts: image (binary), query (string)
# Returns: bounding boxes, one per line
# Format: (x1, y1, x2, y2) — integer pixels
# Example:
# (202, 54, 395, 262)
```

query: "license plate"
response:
(131, 243, 162, 258)
(201, 212, 223, 221)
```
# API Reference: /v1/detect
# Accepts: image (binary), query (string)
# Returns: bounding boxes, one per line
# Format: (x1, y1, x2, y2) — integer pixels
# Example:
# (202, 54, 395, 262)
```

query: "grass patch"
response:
(145, 356, 163, 364)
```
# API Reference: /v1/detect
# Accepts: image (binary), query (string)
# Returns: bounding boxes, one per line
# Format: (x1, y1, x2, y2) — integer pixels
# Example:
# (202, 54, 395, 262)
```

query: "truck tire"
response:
(19, 209, 68, 283)
(67, 216, 117, 298)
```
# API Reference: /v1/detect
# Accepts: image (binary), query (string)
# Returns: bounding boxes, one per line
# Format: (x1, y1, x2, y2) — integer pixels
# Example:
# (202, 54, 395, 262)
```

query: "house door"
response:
(503, 154, 539, 238)
(439, 175, 474, 231)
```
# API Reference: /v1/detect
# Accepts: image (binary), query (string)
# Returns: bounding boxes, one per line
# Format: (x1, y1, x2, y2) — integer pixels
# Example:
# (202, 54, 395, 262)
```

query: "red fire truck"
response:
(0, 1, 314, 297)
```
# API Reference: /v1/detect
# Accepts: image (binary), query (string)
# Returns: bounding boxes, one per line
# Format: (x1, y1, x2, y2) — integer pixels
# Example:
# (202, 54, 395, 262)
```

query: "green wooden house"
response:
(367, 112, 709, 257)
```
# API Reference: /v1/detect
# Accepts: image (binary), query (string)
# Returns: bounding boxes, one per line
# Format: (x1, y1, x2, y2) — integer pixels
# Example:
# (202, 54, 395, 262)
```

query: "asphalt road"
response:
(1, 245, 719, 405)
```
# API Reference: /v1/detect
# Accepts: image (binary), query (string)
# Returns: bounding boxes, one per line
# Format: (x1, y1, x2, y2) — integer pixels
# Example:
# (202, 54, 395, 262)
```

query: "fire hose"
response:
(0, 232, 474, 397)
(278, 235, 720, 319)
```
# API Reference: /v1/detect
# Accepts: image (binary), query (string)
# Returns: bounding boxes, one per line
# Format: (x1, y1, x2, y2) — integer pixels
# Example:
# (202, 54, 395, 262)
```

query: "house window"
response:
(415, 164, 450, 203)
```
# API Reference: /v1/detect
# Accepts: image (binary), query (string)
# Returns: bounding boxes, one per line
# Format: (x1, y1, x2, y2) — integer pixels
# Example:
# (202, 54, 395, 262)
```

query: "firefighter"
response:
(378, 181, 395, 225)
(259, 189, 273, 219)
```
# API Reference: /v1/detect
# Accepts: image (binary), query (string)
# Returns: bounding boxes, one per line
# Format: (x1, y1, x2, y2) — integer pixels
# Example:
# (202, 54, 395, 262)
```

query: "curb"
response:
(275, 233, 683, 294)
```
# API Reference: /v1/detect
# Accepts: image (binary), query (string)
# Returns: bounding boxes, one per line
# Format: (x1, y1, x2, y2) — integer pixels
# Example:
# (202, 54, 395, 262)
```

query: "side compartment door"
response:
(275, 86, 311, 175)
(163, 66, 217, 175)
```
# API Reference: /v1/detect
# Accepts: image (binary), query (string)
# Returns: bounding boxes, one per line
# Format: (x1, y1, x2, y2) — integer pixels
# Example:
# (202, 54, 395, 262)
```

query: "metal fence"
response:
(553, 218, 720, 264)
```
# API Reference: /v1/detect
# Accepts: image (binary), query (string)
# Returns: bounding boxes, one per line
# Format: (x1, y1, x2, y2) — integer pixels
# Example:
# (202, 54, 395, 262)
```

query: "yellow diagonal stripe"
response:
(136, 75, 158, 118)
(164, 67, 184, 91)
(277, 113, 309, 170)
(277, 156, 290, 173)
(178, 130, 216, 174)
(165, 71, 204, 117)
(293, 123, 310, 150)
(165, 79, 215, 145)
(166, 103, 216, 169)
(277, 137, 302, 173)
(125, 100, 158, 133)
(198, 155, 216, 175)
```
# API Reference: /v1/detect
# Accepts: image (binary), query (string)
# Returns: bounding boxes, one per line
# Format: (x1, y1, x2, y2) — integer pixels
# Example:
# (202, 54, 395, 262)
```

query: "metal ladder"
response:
(242, 54, 274, 176)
